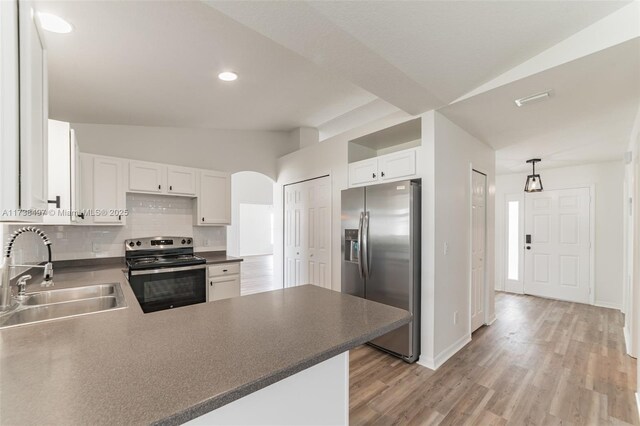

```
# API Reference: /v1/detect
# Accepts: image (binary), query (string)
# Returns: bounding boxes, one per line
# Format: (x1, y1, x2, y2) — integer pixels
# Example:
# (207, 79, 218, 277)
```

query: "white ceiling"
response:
(208, 0, 629, 115)
(39, 0, 629, 133)
(439, 38, 640, 174)
(39, 1, 376, 130)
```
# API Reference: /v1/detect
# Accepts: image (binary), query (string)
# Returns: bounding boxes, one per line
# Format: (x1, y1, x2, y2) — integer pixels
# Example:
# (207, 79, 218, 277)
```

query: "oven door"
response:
(129, 265, 207, 313)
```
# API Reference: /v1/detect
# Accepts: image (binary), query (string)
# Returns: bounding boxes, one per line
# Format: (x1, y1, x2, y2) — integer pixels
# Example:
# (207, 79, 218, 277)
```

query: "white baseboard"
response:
(594, 300, 621, 310)
(636, 392, 640, 423)
(486, 314, 497, 326)
(624, 326, 637, 358)
(418, 334, 471, 371)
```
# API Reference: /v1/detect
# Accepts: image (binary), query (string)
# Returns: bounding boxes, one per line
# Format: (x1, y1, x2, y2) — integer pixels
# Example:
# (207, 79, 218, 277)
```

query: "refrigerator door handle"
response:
(357, 212, 365, 279)
(363, 211, 370, 278)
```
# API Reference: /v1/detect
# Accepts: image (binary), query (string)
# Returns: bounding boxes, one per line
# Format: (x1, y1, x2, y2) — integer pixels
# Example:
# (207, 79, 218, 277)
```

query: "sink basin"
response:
(0, 283, 127, 329)
(23, 284, 118, 305)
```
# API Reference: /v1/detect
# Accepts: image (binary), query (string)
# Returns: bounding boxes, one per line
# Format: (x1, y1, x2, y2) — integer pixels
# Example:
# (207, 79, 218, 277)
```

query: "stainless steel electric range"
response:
(125, 236, 207, 313)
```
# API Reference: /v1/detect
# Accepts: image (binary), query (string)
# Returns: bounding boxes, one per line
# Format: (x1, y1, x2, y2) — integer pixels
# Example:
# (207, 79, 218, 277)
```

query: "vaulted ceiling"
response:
(38, 1, 638, 172)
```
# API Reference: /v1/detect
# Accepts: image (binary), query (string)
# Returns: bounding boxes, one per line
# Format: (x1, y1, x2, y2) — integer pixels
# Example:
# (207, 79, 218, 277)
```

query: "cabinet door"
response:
(348, 158, 378, 186)
(379, 150, 416, 181)
(19, 1, 48, 214)
(94, 157, 125, 224)
(167, 166, 196, 196)
(198, 171, 230, 225)
(70, 129, 81, 223)
(44, 119, 71, 224)
(0, 0, 20, 214)
(129, 161, 164, 193)
(208, 275, 241, 301)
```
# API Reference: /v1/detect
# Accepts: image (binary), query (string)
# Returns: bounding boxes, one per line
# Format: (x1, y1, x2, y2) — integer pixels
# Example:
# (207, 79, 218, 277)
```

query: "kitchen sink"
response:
(0, 283, 127, 329)
(22, 284, 118, 305)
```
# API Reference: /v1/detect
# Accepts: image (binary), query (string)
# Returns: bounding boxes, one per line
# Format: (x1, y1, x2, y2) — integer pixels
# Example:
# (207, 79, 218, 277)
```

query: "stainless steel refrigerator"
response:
(341, 180, 421, 363)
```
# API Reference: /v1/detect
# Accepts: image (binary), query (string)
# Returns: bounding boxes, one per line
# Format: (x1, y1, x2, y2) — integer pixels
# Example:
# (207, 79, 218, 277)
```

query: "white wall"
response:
(275, 110, 496, 370)
(495, 161, 625, 309)
(72, 123, 297, 179)
(227, 171, 275, 257)
(275, 111, 414, 292)
(422, 112, 496, 368)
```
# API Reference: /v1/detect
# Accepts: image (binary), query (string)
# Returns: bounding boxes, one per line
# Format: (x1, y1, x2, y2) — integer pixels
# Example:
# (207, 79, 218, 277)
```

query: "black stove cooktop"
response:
(127, 254, 206, 270)
(124, 236, 206, 271)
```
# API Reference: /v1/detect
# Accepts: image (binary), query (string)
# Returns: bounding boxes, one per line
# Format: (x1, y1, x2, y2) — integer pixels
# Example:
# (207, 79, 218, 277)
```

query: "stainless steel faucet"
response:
(0, 227, 54, 311)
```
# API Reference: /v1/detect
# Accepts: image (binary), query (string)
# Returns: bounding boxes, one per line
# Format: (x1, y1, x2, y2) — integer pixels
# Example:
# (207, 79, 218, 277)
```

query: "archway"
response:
(227, 171, 279, 295)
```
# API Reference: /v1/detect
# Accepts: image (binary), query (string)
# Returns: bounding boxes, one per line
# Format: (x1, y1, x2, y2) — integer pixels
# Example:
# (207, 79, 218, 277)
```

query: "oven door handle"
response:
(130, 264, 207, 276)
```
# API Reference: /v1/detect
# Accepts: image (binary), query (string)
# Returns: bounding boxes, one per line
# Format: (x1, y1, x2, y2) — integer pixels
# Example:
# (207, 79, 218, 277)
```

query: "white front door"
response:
(471, 171, 486, 332)
(284, 176, 331, 288)
(524, 188, 591, 304)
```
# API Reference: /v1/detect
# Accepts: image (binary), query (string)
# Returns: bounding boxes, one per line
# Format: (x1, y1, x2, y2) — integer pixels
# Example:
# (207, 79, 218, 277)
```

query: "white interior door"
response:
(524, 188, 591, 303)
(284, 176, 331, 288)
(284, 183, 307, 287)
(307, 177, 331, 288)
(471, 171, 486, 332)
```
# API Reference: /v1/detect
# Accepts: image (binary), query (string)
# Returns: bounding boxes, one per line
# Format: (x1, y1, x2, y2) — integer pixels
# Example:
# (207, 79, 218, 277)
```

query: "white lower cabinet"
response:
(208, 263, 241, 302)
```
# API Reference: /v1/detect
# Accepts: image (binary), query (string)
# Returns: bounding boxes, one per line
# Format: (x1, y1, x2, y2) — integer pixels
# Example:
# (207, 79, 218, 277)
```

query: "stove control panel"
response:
(125, 236, 194, 251)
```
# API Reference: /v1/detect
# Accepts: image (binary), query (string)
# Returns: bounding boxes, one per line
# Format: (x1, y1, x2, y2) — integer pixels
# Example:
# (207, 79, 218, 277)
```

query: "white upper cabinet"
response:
(44, 119, 72, 224)
(348, 149, 418, 187)
(379, 149, 416, 181)
(167, 166, 196, 196)
(197, 170, 230, 225)
(80, 155, 125, 225)
(0, 1, 20, 215)
(129, 161, 165, 193)
(349, 158, 379, 186)
(18, 0, 48, 215)
(94, 156, 125, 224)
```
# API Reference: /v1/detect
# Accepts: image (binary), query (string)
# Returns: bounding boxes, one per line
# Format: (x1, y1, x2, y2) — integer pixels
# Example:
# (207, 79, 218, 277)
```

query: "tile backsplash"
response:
(3, 193, 226, 267)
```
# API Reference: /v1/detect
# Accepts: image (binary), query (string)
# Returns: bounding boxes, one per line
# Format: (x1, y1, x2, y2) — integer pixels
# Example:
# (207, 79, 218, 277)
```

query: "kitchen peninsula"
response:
(0, 263, 410, 425)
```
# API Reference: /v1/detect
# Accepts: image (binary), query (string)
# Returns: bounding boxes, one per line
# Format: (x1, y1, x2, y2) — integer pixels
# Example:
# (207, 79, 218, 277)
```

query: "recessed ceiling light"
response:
(37, 12, 73, 34)
(218, 72, 238, 82)
(514, 90, 552, 107)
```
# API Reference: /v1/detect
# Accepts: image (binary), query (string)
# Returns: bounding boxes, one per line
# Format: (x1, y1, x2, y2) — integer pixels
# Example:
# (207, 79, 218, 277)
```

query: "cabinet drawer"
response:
(208, 263, 240, 277)
(209, 275, 240, 302)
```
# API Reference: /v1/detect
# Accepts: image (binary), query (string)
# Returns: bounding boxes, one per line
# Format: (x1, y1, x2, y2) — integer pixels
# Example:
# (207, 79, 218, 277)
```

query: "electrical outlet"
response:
(453, 311, 458, 325)
(444, 242, 449, 255)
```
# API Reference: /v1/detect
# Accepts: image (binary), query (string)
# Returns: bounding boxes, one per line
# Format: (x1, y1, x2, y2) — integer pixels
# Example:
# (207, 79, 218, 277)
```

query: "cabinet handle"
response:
(210, 282, 213, 286)
(202, 217, 205, 222)
(47, 195, 61, 209)
(170, 185, 173, 190)
(381, 171, 385, 177)
(222, 269, 228, 272)
(158, 184, 161, 190)
(372, 173, 376, 178)
(78, 213, 85, 220)
(118, 215, 122, 221)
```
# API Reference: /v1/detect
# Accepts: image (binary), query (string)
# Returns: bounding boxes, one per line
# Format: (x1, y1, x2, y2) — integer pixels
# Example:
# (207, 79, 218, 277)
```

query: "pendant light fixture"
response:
(524, 159, 543, 192)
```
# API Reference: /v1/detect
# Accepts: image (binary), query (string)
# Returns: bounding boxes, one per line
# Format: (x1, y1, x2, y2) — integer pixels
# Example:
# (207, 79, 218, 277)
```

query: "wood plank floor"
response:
(350, 292, 638, 425)
(240, 254, 280, 296)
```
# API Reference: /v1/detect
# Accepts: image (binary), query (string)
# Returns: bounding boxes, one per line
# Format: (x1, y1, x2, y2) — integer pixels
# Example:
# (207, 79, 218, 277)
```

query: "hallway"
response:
(240, 255, 279, 296)
(350, 292, 638, 425)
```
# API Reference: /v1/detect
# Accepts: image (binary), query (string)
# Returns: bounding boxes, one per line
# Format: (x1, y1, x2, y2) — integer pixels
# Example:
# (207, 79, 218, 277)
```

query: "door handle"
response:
(526, 246, 531, 250)
(357, 212, 364, 279)
(362, 211, 370, 279)
(47, 195, 61, 209)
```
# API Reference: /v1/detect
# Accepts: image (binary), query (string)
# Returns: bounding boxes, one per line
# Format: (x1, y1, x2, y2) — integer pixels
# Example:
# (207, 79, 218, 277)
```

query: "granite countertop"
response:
(0, 264, 410, 425)
(197, 251, 243, 265)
